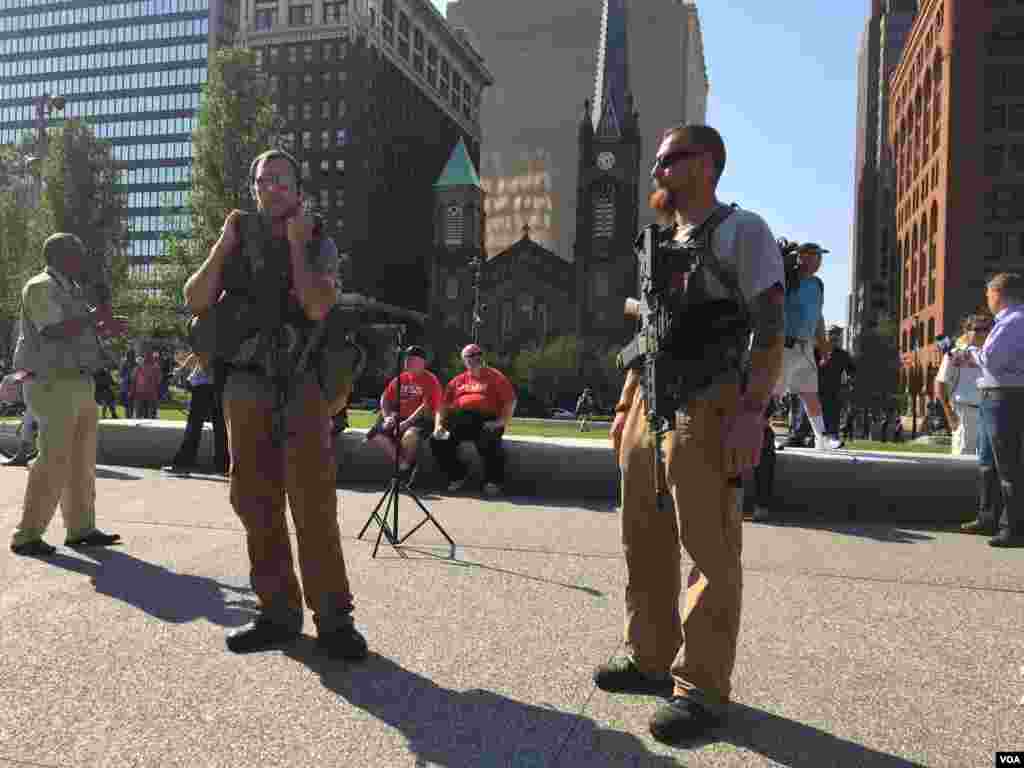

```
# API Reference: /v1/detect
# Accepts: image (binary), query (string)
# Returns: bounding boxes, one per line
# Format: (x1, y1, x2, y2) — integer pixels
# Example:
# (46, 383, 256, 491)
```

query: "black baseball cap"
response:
(405, 345, 427, 359)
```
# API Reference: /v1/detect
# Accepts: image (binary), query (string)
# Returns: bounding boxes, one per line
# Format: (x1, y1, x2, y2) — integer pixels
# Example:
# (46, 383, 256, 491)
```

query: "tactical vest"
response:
(188, 212, 362, 416)
(623, 205, 751, 401)
(663, 206, 750, 383)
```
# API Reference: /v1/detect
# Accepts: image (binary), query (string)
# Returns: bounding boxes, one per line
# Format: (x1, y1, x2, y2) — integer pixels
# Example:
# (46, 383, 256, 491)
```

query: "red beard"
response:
(649, 187, 674, 215)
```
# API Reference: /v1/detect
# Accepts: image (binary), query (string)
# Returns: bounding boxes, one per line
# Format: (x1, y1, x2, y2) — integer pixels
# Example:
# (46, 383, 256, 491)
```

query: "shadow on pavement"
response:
(750, 520, 936, 544)
(388, 545, 606, 598)
(42, 549, 257, 626)
(96, 467, 144, 481)
(285, 645, 683, 768)
(713, 702, 927, 767)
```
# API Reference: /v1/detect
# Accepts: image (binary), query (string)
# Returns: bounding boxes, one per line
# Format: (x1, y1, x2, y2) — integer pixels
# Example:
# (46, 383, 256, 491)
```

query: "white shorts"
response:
(951, 404, 979, 456)
(774, 342, 818, 396)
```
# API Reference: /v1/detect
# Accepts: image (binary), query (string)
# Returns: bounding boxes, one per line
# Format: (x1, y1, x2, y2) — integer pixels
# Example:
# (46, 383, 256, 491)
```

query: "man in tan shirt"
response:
(9, 233, 128, 556)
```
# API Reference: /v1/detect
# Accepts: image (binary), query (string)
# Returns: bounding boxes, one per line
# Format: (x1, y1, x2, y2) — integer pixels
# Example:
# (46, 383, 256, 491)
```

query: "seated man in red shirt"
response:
(366, 345, 441, 487)
(431, 343, 517, 497)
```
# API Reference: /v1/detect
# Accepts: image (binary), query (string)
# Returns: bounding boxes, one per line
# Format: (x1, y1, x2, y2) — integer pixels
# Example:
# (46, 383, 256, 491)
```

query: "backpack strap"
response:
(688, 203, 743, 305)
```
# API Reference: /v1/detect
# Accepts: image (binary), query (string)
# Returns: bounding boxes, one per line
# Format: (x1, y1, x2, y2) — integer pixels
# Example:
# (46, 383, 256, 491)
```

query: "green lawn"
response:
(0, 403, 955, 456)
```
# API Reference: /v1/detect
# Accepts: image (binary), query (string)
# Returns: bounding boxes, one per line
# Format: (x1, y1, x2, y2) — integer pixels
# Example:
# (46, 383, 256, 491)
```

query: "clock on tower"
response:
(596, 151, 616, 171)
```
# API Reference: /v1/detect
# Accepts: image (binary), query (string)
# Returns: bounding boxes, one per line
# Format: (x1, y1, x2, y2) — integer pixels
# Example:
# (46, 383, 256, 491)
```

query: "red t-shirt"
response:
(381, 370, 442, 419)
(444, 368, 516, 416)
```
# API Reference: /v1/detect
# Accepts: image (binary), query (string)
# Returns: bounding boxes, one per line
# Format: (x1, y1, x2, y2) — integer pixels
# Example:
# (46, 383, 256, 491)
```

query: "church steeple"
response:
(591, 0, 632, 139)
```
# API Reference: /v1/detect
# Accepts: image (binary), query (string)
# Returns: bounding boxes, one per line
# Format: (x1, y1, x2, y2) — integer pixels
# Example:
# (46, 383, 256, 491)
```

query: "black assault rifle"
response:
(617, 207, 745, 508)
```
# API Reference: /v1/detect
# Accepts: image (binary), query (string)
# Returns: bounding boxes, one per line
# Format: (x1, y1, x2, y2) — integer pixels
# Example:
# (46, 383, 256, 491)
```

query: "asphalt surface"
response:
(1, 464, 1022, 767)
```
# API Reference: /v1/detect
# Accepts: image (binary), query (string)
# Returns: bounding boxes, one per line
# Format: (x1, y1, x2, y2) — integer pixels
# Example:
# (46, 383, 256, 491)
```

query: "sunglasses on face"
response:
(652, 148, 706, 172)
(254, 174, 295, 191)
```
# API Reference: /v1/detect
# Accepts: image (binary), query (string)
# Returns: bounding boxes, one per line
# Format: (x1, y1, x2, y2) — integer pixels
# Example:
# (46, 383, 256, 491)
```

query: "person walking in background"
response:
(818, 326, 856, 447)
(2, 406, 38, 467)
(576, 387, 596, 432)
(951, 273, 1024, 548)
(431, 343, 517, 497)
(131, 351, 161, 419)
(93, 365, 118, 419)
(162, 353, 228, 476)
(119, 350, 136, 418)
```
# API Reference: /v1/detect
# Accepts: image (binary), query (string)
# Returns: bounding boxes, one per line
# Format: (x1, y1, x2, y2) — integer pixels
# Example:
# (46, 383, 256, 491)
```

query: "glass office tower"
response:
(0, 0, 237, 278)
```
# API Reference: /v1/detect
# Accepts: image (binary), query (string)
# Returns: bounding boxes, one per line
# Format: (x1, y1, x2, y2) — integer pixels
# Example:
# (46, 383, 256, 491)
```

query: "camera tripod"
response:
(357, 325, 455, 559)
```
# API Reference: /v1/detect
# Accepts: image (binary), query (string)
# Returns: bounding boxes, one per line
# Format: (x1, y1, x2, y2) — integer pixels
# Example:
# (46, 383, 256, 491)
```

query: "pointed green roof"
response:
(434, 138, 482, 189)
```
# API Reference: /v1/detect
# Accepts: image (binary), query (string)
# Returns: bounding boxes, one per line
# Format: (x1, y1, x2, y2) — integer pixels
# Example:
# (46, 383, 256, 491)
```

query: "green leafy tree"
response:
(38, 118, 129, 300)
(189, 47, 284, 256)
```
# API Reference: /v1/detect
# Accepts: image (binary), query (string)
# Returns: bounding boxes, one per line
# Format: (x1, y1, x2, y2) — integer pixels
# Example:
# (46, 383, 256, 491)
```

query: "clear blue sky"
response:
(433, 0, 867, 328)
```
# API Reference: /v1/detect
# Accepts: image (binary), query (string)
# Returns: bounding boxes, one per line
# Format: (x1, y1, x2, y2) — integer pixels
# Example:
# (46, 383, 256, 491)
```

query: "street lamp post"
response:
(468, 253, 485, 344)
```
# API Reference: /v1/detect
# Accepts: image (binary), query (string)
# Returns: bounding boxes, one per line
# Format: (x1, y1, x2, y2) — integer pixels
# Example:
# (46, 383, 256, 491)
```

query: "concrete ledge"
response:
(0, 421, 977, 522)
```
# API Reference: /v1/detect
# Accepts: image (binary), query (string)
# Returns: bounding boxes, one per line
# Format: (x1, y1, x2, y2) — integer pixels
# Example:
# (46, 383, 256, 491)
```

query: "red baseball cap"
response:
(461, 344, 482, 358)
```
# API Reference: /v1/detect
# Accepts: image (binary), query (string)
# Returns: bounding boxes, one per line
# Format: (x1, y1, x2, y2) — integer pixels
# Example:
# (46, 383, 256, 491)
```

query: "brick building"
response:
(891, 0, 1024, 403)
(238, 0, 493, 313)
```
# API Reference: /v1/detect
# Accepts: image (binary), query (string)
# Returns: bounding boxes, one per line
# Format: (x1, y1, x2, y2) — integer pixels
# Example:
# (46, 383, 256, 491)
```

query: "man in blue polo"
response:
(774, 243, 839, 451)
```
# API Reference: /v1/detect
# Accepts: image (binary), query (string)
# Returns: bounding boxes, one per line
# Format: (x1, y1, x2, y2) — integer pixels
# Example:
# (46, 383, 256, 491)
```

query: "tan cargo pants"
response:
(619, 377, 743, 712)
(12, 372, 99, 547)
(223, 372, 353, 630)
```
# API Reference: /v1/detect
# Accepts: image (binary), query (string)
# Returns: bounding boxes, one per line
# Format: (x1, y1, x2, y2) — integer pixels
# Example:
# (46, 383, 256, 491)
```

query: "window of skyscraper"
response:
(323, 41, 334, 61)
(320, 189, 329, 208)
(303, 73, 313, 87)
(288, 46, 297, 63)
(321, 130, 330, 150)
(321, 72, 332, 89)
(321, 100, 331, 119)
(337, 99, 347, 118)
(304, 44, 313, 62)
(270, 46, 280, 64)
(289, 5, 312, 26)
(254, 9, 276, 31)
(323, 2, 346, 24)
(335, 159, 345, 173)
(320, 159, 330, 174)
(287, 104, 297, 121)
(303, 102, 312, 120)
(302, 131, 312, 149)
(301, 160, 311, 179)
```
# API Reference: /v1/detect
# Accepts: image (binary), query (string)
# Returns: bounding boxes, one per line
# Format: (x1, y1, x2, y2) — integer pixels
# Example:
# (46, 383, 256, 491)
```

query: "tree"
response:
(189, 47, 284, 256)
(38, 118, 129, 299)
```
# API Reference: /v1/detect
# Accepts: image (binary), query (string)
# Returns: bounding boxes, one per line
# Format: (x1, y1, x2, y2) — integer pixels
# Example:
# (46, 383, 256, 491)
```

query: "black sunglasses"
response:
(652, 148, 707, 171)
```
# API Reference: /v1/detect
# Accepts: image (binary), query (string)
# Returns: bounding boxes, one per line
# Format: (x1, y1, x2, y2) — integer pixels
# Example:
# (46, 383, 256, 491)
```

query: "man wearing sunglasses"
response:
(596, 125, 785, 745)
(184, 149, 369, 658)
(950, 273, 1024, 547)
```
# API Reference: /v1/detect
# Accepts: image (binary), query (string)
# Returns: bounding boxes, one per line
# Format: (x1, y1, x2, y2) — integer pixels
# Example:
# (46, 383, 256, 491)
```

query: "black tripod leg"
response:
(358, 479, 397, 540)
(395, 487, 456, 556)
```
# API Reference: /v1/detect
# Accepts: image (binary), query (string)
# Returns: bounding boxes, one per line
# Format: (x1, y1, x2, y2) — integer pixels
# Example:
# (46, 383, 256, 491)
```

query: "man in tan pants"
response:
(595, 125, 785, 745)
(10, 233, 128, 556)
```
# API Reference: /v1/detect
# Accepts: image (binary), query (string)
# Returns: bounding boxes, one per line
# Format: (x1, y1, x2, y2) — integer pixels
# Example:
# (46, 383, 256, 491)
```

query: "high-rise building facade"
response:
(891, 0, 1024, 399)
(239, 0, 492, 312)
(445, 0, 707, 263)
(847, 0, 917, 354)
(0, 0, 238, 278)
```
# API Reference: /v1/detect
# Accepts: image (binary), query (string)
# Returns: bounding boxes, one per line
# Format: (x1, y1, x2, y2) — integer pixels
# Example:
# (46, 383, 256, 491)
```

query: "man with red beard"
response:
(594, 125, 785, 745)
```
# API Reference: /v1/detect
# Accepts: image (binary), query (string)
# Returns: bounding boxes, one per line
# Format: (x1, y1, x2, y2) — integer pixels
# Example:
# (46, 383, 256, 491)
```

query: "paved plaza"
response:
(1, 464, 1022, 767)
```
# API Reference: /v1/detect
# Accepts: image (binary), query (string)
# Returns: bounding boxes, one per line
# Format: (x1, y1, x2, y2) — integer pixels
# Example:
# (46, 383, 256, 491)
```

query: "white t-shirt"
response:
(935, 352, 981, 407)
(675, 206, 784, 306)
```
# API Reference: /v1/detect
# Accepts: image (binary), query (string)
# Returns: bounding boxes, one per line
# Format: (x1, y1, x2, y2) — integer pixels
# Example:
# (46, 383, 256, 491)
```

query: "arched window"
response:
(592, 183, 615, 239)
